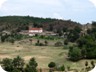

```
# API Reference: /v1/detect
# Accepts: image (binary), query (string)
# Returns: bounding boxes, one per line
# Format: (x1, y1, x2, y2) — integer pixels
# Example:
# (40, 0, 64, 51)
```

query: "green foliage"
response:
(57, 65, 65, 71)
(0, 33, 25, 43)
(67, 29, 80, 42)
(1, 35, 6, 43)
(73, 26, 96, 60)
(77, 37, 87, 47)
(56, 29, 63, 36)
(54, 41, 63, 47)
(74, 26, 82, 33)
(2, 57, 38, 72)
(48, 62, 56, 68)
(68, 47, 81, 61)
(85, 61, 88, 67)
(35, 40, 45, 46)
(2, 58, 13, 71)
(8, 37, 15, 44)
(44, 40, 48, 46)
(33, 35, 60, 40)
(63, 27, 68, 32)
(11, 69, 20, 72)
(91, 61, 95, 68)
(28, 58, 38, 68)
(0, 16, 58, 33)
(25, 58, 38, 72)
(64, 39, 68, 45)
(12, 56, 25, 71)
(92, 21, 96, 27)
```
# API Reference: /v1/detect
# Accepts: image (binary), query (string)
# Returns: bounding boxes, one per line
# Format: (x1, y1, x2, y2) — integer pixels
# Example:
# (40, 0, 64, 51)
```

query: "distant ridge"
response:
(0, 16, 82, 32)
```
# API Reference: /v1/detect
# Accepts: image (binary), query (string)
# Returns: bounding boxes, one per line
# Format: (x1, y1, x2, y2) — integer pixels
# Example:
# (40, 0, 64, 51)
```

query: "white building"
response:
(29, 28, 43, 36)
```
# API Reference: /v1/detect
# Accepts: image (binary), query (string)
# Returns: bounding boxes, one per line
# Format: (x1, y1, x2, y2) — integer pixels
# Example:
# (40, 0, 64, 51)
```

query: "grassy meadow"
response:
(0, 38, 95, 71)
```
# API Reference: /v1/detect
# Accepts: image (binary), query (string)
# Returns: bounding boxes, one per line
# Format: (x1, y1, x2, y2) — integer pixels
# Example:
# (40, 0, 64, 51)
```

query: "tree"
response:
(57, 29, 63, 36)
(12, 56, 25, 71)
(68, 47, 81, 61)
(48, 62, 56, 72)
(64, 39, 68, 45)
(48, 62, 56, 68)
(2, 58, 13, 72)
(63, 27, 68, 32)
(67, 29, 80, 42)
(49, 24, 53, 31)
(44, 40, 48, 46)
(92, 21, 96, 28)
(11, 69, 20, 72)
(35, 40, 45, 46)
(37, 40, 40, 44)
(33, 22, 38, 27)
(1, 35, 6, 43)
(85, 61, 88, 67)
(81, 47, 87, 58)
(77, 37, 87, 47)
(91, 61, 95, 68)
(74, 26, 82, 33)
(59, 65, 65, 71)
(25, 58, 38, 72)
(9, 37, 15, 44)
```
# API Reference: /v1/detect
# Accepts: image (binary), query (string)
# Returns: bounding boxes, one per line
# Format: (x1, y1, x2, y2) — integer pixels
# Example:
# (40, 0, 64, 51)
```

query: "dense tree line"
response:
(0, 33, 26, 44)
(1, 56, 38, 72)
(1, 56, 66, 72)
(0, 16, 81, 33)
(68, 22, 96, 61)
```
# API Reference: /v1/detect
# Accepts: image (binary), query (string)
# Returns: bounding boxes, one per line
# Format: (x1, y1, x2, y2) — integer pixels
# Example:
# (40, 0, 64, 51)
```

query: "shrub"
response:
(64, 39, 68, 45)
(55, 41, 63, 47)
(48, 62, 56, 68)
(35, 43, 44, 46)
(57, 65, 65, 71)
(68, 47, 82, 61)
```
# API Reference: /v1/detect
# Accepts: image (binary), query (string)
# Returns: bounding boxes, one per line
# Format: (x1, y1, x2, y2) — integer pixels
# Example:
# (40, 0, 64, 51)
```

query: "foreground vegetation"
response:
(0, 37, 95, 72)
(1, 55, 95, 72)
(0, 16, 96, 72)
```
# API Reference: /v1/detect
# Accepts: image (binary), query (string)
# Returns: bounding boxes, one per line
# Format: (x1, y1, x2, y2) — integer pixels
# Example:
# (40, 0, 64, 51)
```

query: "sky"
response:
(0, 0, 96, 24)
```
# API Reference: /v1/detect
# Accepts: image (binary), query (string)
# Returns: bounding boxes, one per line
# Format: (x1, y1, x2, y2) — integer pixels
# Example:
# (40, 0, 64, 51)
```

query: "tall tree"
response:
(25, 58, 38, 72)
(12, 56, 25, 71)
(2, 58, 13, 72)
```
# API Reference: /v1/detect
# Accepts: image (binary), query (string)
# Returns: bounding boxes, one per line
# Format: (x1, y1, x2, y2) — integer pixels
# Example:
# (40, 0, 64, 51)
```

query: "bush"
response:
(57, 65, 65, 71)
(12, 69, 20, 72)
(64, 39, 68, 45)
(35, 43, 44, 46)
(91, 61, 95, 68)
(48, 62, 56, 68)
(55, 41, 63, 47)
(2, 58, 13, 71)
(68, 47, 82, 61)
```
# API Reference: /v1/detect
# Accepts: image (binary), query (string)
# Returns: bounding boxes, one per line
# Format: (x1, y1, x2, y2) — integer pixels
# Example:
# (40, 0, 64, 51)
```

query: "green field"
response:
(0, 38, 95, 71)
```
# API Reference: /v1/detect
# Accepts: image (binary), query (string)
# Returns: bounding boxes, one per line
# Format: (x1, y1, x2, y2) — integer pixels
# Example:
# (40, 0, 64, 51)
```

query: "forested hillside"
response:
(0, 16, 82, 32)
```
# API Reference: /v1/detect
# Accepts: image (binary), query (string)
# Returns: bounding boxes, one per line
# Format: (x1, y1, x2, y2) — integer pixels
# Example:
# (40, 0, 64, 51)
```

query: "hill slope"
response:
(0, 16, 82, 32)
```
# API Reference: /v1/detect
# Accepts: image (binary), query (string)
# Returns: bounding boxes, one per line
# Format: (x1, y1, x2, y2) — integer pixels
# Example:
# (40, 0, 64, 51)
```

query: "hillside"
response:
(0, 16, 82, 32)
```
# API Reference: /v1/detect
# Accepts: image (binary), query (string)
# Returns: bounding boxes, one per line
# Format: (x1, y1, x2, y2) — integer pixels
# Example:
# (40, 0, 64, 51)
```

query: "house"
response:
(29, 27, 43, 36)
